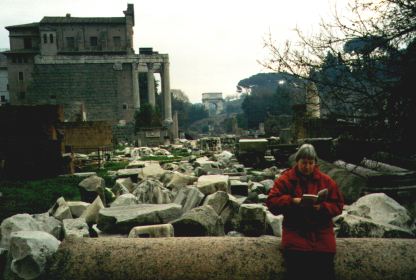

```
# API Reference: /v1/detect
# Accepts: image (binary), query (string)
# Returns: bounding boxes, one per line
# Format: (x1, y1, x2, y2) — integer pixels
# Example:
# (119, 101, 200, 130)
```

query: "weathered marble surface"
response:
(45, 237, 416, 280)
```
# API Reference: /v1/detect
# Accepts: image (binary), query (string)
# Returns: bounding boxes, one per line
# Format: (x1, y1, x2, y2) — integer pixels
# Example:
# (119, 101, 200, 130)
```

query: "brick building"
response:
(2, 4, 173, 132)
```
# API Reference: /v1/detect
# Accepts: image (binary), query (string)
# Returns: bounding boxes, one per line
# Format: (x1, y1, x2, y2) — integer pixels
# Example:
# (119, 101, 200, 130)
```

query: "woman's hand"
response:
(313, 204, 321, 211)
(292, 197, 302, 205)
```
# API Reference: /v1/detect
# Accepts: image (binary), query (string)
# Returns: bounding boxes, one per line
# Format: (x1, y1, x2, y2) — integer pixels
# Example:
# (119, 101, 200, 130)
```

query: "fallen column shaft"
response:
(46, 237, 416, 280)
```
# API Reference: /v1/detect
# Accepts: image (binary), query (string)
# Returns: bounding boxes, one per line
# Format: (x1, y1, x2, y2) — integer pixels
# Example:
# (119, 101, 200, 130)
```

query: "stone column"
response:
(161, 61, 172, 124)
(46, 237, 416, 280)
(147, 63, 155, 107)
(306, 81, 320, 118)
(172, 111, 179, 140)
(132, 62, 140, 110)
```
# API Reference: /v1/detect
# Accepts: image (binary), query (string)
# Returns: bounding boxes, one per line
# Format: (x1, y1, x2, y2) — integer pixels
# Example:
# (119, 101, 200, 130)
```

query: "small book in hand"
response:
(301, 188, 328, 206)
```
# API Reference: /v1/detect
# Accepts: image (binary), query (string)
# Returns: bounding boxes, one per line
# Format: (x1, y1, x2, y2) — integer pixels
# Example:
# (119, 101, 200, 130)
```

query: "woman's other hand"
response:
(292, 197, 302, 205)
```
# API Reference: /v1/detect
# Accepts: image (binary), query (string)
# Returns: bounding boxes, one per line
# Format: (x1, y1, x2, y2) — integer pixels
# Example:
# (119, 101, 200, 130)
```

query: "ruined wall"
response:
(26, 63, 134, 123)
(112, 123, 136, 144)
(136, 127, 168, 147)
(292, 104, 359, 142)
(0, 105, 64, 179)
(302, 118, 358, 139)
(59, 121, 112, 152)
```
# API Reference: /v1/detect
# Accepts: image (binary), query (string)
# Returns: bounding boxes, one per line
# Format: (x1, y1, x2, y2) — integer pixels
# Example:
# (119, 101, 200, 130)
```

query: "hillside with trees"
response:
(173, 72, 305, 137)
(234, 72, 305, 134)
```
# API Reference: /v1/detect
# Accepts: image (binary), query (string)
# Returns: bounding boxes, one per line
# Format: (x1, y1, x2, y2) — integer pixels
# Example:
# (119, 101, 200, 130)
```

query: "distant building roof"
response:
(40, 16, 126, 24)
(5, 22, 39, 30)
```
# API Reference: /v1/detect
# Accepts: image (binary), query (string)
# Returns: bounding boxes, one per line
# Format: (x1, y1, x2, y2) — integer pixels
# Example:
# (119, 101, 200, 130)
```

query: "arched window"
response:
(49, 34, 54, 44)
(43, 34, 47, 44)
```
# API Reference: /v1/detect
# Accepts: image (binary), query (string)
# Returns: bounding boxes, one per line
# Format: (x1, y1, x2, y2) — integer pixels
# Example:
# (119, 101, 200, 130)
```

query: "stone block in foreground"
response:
(96, 203, 182, 234)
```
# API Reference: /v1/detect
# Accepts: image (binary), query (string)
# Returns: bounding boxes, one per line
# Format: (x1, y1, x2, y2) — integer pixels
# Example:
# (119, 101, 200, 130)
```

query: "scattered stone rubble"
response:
(1, 145, 415, 279)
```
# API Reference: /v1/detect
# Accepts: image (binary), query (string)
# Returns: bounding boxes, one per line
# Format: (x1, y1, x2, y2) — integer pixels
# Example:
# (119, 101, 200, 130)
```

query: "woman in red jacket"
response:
(266, 144, 344, 280)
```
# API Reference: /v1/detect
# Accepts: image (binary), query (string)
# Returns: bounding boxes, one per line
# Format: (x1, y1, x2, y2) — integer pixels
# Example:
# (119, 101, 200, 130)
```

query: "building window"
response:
(19, 92, 26, 99)
(49, 34, 54, 43)
(17, 56, 22, 63)
(113, 36, 121, 49)
(50, 95, 56, 99)
(23, 57, 28, 63)
(66, 37, 75, 50)
(12, 57, 16, 63)
(6, 84, 9, 90)
(43, 34, 47, 44)
(1, 96, 5, 102)
(23, 37, 32, 49)
(122, 104, 128, 110)
(90, 36, 98, 47)
(18, 72, 24, 81)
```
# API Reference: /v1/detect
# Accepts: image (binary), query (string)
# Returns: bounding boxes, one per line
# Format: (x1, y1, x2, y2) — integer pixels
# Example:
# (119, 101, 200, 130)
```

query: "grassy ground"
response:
(0, 176, 82, 223)
(0, 161, 130, 223)
(0, 153, 188, 223)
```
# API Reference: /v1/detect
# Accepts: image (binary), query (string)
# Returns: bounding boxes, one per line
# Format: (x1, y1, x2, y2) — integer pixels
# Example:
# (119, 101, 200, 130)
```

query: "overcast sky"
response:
(0, 0, 340, 103)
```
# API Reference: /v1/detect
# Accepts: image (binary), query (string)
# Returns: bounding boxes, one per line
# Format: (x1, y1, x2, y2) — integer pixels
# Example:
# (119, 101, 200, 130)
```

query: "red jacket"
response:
(266, 165, 344, 253)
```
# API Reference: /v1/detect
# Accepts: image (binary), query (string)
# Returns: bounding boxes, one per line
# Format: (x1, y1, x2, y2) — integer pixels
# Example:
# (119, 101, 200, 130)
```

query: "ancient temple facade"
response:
(3, 4, 172, 127)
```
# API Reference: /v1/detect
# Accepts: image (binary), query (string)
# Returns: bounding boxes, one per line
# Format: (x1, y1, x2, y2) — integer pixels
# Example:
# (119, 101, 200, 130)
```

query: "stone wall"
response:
(26, 63, 134, 123)
(112, 122, 136, 144)
(6, 57, 35, 104)
(59, 121, 112, 153)
(136, 127, 168, 147)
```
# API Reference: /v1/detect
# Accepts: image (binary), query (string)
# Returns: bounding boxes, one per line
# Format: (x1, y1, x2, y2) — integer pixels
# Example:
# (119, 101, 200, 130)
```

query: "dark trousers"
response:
(283, 251, 336, 280)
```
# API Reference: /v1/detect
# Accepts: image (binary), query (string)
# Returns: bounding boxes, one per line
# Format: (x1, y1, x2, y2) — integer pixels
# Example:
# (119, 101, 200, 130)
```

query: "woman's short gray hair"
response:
(295, 143, 318, 162)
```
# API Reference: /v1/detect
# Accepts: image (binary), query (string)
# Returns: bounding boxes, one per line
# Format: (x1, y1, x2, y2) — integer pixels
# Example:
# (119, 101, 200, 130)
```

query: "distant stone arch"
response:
(202, 92, 224, 116)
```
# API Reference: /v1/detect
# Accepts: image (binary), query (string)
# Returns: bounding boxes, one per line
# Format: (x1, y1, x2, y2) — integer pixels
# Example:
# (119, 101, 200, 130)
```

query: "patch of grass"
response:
(171, 149, 191, 157)
(140, 155, 183, 164)
(0, 176, 82, 223)
(103, 161, 129, 171)
(77, 161, 128, 188)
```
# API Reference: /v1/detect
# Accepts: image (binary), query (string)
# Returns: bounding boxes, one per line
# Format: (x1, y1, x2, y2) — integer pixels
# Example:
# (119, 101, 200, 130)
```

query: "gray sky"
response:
(0, 0, 339, 103)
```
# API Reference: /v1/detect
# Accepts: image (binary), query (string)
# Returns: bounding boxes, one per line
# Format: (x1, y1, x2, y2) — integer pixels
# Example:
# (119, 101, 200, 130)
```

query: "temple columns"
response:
(172, 111, 179, 139)
(132, 62, 140, 110)
(147, 63, 156, 107)
(161, 61, 172, 124)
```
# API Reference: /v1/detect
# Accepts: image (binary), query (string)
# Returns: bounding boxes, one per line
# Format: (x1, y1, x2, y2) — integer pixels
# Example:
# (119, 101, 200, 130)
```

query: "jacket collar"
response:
(287, 165, 321, 181)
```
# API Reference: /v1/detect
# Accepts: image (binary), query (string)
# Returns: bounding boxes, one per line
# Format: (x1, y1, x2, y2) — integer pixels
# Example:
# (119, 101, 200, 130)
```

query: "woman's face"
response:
(297, 158, 316, 176)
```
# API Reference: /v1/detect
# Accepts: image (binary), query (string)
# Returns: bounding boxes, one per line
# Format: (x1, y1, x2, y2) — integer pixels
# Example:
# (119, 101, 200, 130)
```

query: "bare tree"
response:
(260, 0, 416, 134)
